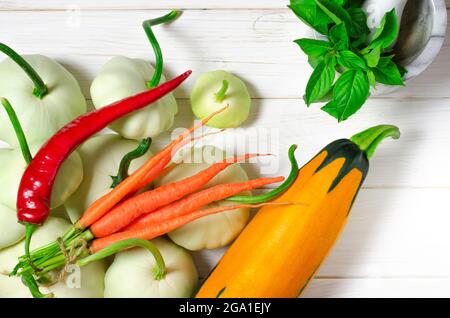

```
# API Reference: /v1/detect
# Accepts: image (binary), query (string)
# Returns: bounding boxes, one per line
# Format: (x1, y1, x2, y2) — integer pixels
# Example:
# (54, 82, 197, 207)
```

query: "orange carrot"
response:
(125, 176, 284, 231)
(77, 107, 228, 229)
(90, 202, 292, 253)
(90, 153, 265, 237)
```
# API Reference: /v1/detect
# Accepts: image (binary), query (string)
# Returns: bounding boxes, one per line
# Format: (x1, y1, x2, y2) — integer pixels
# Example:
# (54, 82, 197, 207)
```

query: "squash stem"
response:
(215, 80, 229, 102)
(143, 10, 181, 89)
(0, 98, 32, 163)
(111, 137, 152, 188)
(0, 43, 48, 99)
(226, 144, 299, 203)
(351, 125, 400, 160)
(77, 238, 166, 280)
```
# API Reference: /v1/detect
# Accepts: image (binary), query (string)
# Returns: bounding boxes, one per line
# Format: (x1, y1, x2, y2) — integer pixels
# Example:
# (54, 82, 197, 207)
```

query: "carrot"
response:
(77, 107, 228, 229)
(90, 202, 292, 253)
(125, 176, 284, 231)
(90, 153, 265, 237)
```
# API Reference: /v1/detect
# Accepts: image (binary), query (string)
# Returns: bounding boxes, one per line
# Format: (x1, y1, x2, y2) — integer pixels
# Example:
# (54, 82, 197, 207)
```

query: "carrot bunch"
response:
(14, 107, 298, 281)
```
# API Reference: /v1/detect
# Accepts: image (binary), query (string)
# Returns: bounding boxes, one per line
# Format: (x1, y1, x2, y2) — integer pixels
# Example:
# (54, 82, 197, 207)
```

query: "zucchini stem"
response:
(111, 137, 152, 188)
(0, 43, 48, 99)
(77, 238, 166, 280)
(143, 10, 181, 88)
(215, 80, 229, 102)
(0, 98, 32, 164)
(351, 125, 401, 160)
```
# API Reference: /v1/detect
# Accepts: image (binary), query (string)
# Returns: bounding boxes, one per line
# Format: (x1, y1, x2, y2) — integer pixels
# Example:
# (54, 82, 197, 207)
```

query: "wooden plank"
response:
(302, 278, 450, 298)
(191, 188, 450, 280)
(149, 98, 450, 188)
(0, 10, 448, 99)
(0, 1, 288, 10)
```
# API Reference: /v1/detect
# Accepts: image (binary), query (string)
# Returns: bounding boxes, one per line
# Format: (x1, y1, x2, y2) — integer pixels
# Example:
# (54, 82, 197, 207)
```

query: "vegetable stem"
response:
(227, 144, 299, 203)
(351, 125, 400, 160)
(77, 238, 166, 280)
(214, 80, 229, 102)
(111, 137, 152, 188)
(0, 43, 48, 99)
(21, 272, 53, 298)
(143, 10, 181, 88)
(0, 98, 32, 164)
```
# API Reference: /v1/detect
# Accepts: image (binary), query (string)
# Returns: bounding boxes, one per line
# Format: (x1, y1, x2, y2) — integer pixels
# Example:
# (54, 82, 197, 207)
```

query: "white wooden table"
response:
(1, 0, 450, 298)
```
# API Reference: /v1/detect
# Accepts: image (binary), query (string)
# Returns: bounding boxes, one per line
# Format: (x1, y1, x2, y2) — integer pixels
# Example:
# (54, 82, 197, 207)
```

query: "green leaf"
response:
(321, 69, 369, 121)
(315, 0, 342, 24)
(347, 7, 369, 35)
(363, 45, 381, 67)
(304, 60, 336, 105)
(315, 0, 356, 37)
(372, 57, 404, 86)
(294, 38, 332, 57)
(289, 0, 331, 35)
(337, 50, 367, 70)
(369, 9, 399, 49)
(367, 69, 376, 87)
(329, 23, 349, 50)
(308, 55, 323, 68)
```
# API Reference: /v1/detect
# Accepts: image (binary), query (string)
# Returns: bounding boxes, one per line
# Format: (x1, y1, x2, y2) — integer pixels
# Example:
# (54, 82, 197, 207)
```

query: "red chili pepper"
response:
(17, 70, 191, 225)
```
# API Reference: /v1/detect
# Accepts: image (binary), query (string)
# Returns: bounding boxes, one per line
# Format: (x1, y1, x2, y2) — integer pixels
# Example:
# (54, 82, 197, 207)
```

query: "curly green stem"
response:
(215, 80, 229, 102)
(351, 125, 401, 160)
(111, 137, 152, 188)
(0, 43, 48, 99)
(227, 144, 299, 204)
(143, 10, 181, 88)
(0, 98, 32, 163)
(77, 238, 166, 280)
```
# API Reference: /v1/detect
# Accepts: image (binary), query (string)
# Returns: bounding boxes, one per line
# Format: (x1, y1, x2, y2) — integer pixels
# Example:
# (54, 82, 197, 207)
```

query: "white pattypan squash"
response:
(154, 145, 250, 251)
(0, 217, 106, 298)
(0, 142, 82, 249)
(65, 134, 153, 223)
(0, 55, 86, 147)
(104, 237, 198, 298)
(90, 56, 178, 140)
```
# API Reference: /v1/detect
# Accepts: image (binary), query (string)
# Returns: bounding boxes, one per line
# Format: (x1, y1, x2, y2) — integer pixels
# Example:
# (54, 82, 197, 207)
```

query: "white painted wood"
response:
(303, 278, 450, 298)
(0, 10, 448, 99)
(190, 188, 450, 280)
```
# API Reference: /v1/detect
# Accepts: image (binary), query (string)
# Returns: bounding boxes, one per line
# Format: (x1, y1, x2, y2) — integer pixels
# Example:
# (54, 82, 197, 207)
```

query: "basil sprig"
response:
(290, 0, 405, 121)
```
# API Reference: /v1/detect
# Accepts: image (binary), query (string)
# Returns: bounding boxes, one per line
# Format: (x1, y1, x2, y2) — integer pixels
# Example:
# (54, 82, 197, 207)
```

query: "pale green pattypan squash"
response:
(154, 145, 251, 251)
(104, 237, 198, 298)
(0, 217, 106, 298)
(90, 56, 178, 140)
(0, 202, 23, 250)
(0, 47, 86, 146)
(191, 70, 251, 128)
(65, 134, 153, 223)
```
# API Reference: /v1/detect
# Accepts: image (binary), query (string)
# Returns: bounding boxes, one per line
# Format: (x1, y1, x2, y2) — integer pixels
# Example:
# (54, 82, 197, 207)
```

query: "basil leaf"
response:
(289, 0, 331, 35)
(304, 60, 336, 105)
(321, 69, 369, 121)
(372, 58, 404, 86)
(347, 7, 369, 35)
(294, 39, 332, 57)
(367, 69, 376, 87)
(369, 9, 399, 49)
(329, 23, 349, 50)
(363, 45, 381, 67)
(337, 50, 367, 70)
(315, 0, 356, 37)
(308, 55, 323, 68)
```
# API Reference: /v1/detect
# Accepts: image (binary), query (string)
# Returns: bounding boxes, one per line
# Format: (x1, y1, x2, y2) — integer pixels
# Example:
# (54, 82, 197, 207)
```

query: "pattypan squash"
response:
(0, 43, 86, 147)
(104, 237, 198, 298)
(0, 202, 23, 250)
(191, 70, 251, 128)
(0, 217, 106, 298)
(65, 134, 153, 223)
(155, 145, 251, 251)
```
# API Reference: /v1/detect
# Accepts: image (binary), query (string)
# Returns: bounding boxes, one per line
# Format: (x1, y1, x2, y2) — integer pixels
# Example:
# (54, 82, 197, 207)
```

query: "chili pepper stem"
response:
(21, 272, 53, 298)
(111, 137, 152, 188)
(77, 238, 166, 280)
(143, 9, 181, 88)
(0, 43, 48, 99)
(350, 125, 401, 160)
(1, 98, 32, 163)
(24, 224, 41, 272)
(215, 80, 229, 103)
